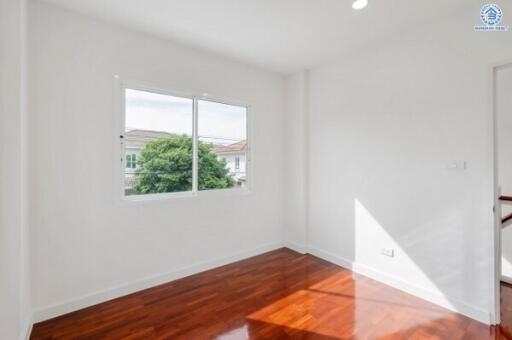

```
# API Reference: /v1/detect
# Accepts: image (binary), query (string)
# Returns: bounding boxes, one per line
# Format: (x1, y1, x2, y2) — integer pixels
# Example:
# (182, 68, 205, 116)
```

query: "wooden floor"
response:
(31, 248, 511, 339)
(502, 282, 512, 339)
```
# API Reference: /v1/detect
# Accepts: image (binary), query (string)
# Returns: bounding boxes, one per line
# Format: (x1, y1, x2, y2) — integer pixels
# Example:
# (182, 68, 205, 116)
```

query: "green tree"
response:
(132, 135, 234, 194)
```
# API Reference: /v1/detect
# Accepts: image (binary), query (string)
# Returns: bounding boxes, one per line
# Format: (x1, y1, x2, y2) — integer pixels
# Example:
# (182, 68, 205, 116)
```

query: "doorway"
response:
(494, 61, 512, 332)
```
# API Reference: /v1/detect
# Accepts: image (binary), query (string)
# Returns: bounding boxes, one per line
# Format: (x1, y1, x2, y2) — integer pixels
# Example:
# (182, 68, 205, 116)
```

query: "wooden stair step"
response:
(503, 213, 512, 226)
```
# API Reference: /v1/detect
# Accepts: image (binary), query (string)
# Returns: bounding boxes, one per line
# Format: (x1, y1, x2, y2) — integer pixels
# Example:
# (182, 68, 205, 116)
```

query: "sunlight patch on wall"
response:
(354, 199, 455, 309)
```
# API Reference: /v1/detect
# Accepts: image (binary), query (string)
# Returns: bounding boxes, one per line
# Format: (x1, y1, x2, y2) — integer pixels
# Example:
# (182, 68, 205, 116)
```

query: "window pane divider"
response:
(192, 98, 199, 193)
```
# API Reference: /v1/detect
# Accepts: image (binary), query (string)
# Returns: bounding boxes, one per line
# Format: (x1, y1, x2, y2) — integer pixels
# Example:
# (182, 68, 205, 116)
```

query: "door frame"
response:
(491, 60, 512, 325)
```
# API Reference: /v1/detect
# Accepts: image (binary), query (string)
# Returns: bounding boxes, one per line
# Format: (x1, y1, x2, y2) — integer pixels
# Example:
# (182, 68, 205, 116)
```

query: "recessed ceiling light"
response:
(352, 0, 368, 10)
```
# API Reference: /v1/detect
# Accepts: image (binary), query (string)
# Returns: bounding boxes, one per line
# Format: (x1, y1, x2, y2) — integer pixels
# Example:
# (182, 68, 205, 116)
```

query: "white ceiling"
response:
(38, 0, 472, 74)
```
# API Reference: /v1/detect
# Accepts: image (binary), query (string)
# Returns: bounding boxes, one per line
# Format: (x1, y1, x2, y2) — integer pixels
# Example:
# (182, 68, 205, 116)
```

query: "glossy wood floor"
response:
(502, 282, 512, 339)
(31, 248, 511, 339)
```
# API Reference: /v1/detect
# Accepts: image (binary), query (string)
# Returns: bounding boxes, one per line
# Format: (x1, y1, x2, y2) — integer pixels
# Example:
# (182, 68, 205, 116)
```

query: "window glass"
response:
(197, 100, 247, 190)
(124, 88, 193, 196)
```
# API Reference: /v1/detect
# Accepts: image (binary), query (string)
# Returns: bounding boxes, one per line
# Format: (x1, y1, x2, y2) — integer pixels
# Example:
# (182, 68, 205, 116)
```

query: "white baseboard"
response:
(306, 245, 354, 270)
(306, 245, 491, 325)
(22, 316, 33, 340)
(284, 241, 308, 254)
(30, 241, 492, 327)
(33, 241, 284, 323)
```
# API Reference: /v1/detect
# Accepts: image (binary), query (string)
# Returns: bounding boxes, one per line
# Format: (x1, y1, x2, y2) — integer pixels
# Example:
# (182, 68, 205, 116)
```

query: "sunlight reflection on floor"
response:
(245, 270, 457, 339)
(216, 325, 249, 340)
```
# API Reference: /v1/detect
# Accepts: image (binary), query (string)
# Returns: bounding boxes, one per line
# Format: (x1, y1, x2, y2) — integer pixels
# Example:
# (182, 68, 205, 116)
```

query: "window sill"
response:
(119, 187, 251, 206)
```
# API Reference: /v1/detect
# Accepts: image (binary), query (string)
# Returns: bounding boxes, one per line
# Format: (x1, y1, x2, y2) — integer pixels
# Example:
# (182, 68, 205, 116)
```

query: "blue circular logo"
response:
(481, 4, 503, 26)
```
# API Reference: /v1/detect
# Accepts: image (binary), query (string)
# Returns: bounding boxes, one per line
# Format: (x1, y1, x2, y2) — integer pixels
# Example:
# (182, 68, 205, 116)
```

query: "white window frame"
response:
(115, 77, 252, 203)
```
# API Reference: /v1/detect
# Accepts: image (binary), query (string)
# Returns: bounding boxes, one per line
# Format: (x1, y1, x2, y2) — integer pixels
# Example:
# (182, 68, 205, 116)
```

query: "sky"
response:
(125, 89, 247, 145)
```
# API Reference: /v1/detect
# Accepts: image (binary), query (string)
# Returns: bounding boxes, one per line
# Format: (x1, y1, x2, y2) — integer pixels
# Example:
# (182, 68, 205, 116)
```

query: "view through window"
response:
(123, 88, 248, 197)
(198, 100, 247, 191)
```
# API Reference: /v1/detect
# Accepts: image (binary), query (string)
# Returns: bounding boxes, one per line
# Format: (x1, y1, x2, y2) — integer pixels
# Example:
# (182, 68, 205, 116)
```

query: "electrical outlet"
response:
(446, 161, 466, 170)
(381, 248, 394, 258)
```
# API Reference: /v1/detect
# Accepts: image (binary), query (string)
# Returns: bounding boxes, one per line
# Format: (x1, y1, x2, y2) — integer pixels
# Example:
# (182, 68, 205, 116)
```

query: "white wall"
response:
(287, 2, 512, 323)
(24, 0, 512, 328)
(497, 65, 512, 280)
(0, 0, 30, 338)
(283, 71, 309, 252)
(29, 1, 284, 320)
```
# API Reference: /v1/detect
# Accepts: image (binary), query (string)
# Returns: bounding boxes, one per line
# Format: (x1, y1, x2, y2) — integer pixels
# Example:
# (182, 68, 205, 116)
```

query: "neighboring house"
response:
(124, 129, 247, 191)
(213, 140, 247, 186)
(124, 129, 172, 191)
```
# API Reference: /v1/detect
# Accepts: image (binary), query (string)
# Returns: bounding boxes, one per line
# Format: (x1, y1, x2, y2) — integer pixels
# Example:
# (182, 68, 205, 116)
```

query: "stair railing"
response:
(500, 195, 512, 228)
